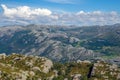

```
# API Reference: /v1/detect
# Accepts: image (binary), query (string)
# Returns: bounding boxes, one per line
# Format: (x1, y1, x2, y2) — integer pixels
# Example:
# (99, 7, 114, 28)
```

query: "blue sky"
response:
(0, 0, 120, 12)
(0, 0, 120, 26)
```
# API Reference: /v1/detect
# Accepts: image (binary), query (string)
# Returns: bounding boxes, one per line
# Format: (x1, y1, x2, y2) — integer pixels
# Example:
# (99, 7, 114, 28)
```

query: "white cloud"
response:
(1, 4, 52, 19)
(76, 11, 85, 15)
(0, 4, 120, 26)
(76, 11, 103, 15)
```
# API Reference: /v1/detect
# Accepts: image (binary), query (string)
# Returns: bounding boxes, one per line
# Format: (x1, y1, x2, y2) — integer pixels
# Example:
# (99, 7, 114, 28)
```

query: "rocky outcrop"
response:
(0, 53, 54, 80)
(0, 53, 120, 80)
(90, 60, 120, 80)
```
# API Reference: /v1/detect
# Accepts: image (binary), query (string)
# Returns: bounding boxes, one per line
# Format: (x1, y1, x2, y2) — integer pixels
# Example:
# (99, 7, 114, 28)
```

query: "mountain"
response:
(0, 24, 120, 63)
(0, 53, 120, 80)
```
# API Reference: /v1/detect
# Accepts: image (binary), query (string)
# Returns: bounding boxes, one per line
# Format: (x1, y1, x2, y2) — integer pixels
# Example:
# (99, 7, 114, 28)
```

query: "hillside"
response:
(0, 24, 120, 63)
(0, 53, 120, 80)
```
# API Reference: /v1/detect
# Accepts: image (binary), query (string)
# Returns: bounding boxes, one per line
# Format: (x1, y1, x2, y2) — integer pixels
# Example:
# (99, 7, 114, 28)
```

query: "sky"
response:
(0, 0, 120, 26)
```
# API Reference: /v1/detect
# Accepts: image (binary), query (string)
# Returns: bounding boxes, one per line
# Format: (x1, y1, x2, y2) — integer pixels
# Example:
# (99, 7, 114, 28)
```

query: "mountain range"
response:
(0, 24, 120, 63)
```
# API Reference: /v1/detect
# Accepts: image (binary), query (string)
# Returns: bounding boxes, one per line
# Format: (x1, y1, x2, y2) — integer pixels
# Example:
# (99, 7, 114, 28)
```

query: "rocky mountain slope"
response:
(0, 53, 120, 80)
(0, 25, 100, 62)
(0, 24, 120, 62)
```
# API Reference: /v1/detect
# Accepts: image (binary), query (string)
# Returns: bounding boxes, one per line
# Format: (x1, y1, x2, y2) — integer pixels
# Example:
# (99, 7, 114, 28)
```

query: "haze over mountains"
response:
(0, 24, 120, 63)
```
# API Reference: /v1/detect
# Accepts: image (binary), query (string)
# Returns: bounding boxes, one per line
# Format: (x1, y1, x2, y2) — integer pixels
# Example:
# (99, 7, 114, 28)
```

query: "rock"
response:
(101, 71, 105, 75)
(32, 67, 41, 72)
(20, 71, 28, 80)
(47, 75, 54, 80)
(82, 60, 91, 64)
(0, 53, 6, 60)
(69, 37, 80, 43)
(77, 60, 82, 63)
(12, 71, 28, 80)
(117, 73, 120, 79)
(38, 78, 41, 80)
(14, 57, 21, 61)
(94, 78, 98, 80)
(53, 70, 58, 77)
(0, 71, 2, 75)
(29, 71, 35, 76)
(109, 64, 118, 70)
(64, 78, 68, 80)
(77, 60, 91, 64)
(0, 63, 5, 67)
(42, 59, 53, 73)
(103, 76, 108, 79)
(72, 74, 82, 80)
(25, 61, 33, 67)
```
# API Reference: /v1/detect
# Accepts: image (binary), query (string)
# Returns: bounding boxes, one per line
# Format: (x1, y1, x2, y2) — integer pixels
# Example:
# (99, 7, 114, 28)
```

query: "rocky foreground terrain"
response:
(0, 53, 120, 80)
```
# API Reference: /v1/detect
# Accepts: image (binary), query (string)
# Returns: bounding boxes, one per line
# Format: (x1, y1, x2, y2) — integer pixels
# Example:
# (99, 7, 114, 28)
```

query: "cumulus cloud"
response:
(0, 4, 120, 26)
(75, 11, 120, 25)
(1, 4, 52, 19)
